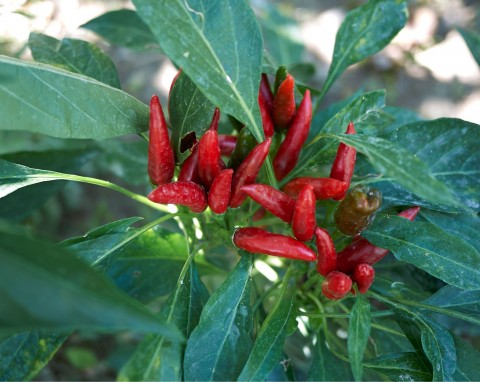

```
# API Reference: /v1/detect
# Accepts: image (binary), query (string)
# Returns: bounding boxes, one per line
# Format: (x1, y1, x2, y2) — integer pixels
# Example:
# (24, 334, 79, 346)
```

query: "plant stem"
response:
(48, 173, 171, 213)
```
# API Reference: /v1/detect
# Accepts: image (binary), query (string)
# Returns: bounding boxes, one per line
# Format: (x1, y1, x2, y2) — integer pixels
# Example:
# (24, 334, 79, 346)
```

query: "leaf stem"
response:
(48, 173, 171, 213)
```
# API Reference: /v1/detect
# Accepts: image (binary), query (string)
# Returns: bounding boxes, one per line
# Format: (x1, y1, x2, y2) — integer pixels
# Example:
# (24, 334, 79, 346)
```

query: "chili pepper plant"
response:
(0, 1, 479, 381)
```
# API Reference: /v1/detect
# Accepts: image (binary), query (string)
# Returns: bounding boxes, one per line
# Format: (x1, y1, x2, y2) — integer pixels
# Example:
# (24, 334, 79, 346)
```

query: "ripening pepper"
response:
(334, 184, 382, 236)
(148, 95, 175, 186)
(330, 122, 356, 200)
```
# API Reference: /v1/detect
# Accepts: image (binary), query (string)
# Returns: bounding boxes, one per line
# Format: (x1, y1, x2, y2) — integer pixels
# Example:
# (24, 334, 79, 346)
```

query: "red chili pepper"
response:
(321, 271, 352, 300)
(233, 227, 316, 262)
(352, 263, 375, 294)
(241, 183, 295, 223)
(315, 227, 337, 276)
(229, 138, 272, 208)
(330, 122, 356, 200)
(273, 74, 296, 129)
(283, 177, 348, 200)
(148, 95, 175, 186)
(178, 143, 200, 184)
(273, 90, 312, 181)
(336, 206, 420, 273)
(148, 181, 207, 213)
(258, 89, 275, 138)
(209, 108, 221, 131)
(218, 134, 237, 156)
(198, 129, 223, 190)
(208, 169, 233, 214)
(292, 185, 316, 242)
(260, 73, 274, 113)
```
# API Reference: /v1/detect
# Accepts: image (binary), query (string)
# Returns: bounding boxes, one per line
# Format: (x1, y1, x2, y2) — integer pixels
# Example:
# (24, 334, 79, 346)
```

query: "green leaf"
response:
(420, 317, 456, 381)
(292, 90, 386, 179)
(321, 0, 408, 97)
(364, 352, 433, 381)
(106, 228, 199, 303)
(452, 334, 480, 381)
(0, 331, 68, 381)
(458, 27, 480, 67)
(0, 230, 182, 339)
(425, 286, 480, 323)
(132, 0, 264, 141)
(336, 134, 462, 208)
(184, 255, 254, 381)
(81, 9, 160, 52)
(0, 56, 147, 139)
(365, 118, 480, 212)
(348, 294, 371, 381)
(307, 335, 353, 381)
(238, 267, 297, 381)
(119, 260, 209, 381)
(62, 217, 144, 266)
(169, 70, 216, 162)
(0, 147, 97, 221)
(420, 210, 480, 253)
(382, 106, 422, 135)
(364, 215, 480, 290)
(28, 32, 120, 88)
(393, 307, 456, 381)
(258, 3, 305, 65)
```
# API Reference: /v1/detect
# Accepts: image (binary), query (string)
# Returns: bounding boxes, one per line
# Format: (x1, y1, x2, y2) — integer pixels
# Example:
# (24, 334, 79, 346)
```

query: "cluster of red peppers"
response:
(146, 70, 420, 300)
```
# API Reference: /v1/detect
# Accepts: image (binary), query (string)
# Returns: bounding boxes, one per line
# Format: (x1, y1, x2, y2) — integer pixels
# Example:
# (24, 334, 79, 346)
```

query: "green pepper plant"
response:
(0, 0, 479, 380)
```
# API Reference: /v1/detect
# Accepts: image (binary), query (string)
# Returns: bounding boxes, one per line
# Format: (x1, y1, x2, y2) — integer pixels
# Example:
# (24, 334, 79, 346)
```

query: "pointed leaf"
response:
(0, 56, 147, 139)
(0, 148, 97, 221)
(364, 215, 480, 290)
(425, 286, 480, 324)
(364, 352, 433, 381)
(0, 230, 182, 339)
(348, 294, 371, 381)
(322, 0, 407, 96)
(132, 0, 264, 141)
(238, 268, 297, 381)
(169, 70, 216, 162)
(29, 32, 120, 88)
(119, 261, 209, 381)
(81, 9, 160, 52)
(184, 255, 254, 381)
(365, 118, 480, 212)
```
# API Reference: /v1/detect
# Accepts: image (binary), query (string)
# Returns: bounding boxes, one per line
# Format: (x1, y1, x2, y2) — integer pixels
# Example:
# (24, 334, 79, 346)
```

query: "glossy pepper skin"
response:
(283, 177, 348, 200)
(209, 108, 221, 131)
(273, 74, 296, 129)
(178, 143, 200, 184)
(208, 169, 233, 214)
(241, 183, 295, 223)
(273, 90, 312, 181)
(330, 122, 356, 200)
(198, 129, 223, 190)
(148, 181, 207, 213)
(233, 227, 316, 262)
(228, 127, 257, 170)
(148, 95, 175, 186)
(260, 74, 274, 113)
(292, 185, 316, 242)
(334, 184, 382, 236)
(322, 271, 352, 300)
(218, 135, 237, 156)
(258, 89, 275, 138)
(315, 227, 337, 276)
(336, 206, 420, 273)
(229, 138, 272, 208)
(353, 263, 375, 294)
